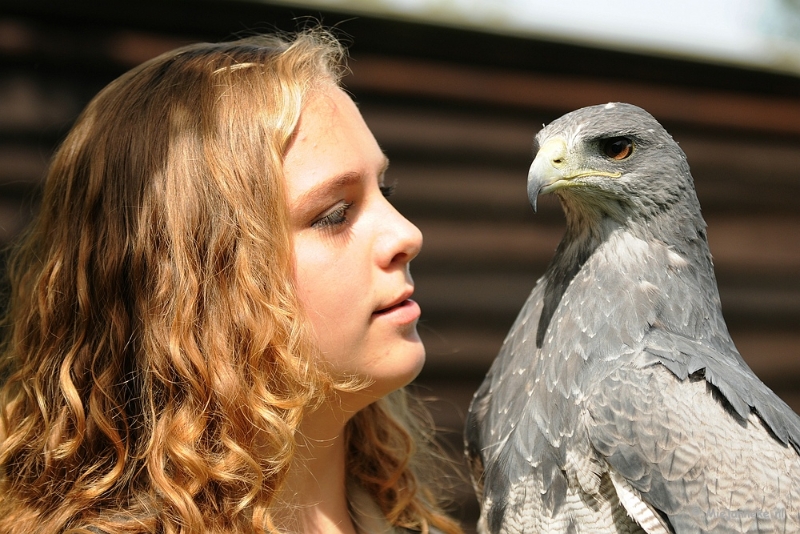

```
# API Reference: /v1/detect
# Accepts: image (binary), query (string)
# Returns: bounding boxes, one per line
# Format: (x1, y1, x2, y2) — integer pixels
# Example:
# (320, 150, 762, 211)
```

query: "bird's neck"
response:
(541, 199, 724, 352)
(559, 193, 710, 264)
(558, 198, 624, 263)
(536, 207, 618, 348)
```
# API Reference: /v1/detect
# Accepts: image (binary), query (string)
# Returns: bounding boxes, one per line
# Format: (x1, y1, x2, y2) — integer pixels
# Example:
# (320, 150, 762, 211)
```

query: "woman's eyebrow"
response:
(293, 157, 390, 210)
(292, 172, 362, 212)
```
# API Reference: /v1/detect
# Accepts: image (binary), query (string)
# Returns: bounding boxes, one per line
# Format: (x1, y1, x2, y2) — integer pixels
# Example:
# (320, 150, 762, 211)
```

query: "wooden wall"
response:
(1, 1, 799, 529)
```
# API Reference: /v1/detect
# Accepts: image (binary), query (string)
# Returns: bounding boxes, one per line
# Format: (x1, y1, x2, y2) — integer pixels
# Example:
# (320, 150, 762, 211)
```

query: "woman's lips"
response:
(372, 298, 421, 324)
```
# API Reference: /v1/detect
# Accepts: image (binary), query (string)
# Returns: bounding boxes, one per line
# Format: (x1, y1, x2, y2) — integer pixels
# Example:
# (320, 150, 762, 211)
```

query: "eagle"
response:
(465, 102, 800, 533)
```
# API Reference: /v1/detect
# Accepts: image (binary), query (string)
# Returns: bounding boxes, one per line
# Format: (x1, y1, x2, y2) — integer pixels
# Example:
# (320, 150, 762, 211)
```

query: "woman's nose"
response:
(377, 200, 423, 270)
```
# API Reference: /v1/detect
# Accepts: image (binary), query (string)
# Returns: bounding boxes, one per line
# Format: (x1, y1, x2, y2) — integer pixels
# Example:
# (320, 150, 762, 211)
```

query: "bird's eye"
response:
(601, 137, 633, 160)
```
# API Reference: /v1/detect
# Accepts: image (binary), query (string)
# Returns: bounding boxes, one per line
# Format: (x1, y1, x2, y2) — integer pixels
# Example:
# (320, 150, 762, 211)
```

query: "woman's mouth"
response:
(372, 298, 421, 324)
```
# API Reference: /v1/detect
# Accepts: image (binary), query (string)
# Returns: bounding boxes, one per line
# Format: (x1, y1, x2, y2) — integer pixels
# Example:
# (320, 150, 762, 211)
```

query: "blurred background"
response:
(1, 0, 799, 530)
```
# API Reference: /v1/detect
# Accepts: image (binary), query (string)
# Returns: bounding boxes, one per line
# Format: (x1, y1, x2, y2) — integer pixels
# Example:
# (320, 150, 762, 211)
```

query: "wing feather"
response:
(587, 356, 800, 533)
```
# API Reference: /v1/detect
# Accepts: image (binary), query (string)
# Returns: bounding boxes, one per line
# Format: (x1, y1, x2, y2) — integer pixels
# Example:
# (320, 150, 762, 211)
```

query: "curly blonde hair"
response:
(0, 31, 462, 534)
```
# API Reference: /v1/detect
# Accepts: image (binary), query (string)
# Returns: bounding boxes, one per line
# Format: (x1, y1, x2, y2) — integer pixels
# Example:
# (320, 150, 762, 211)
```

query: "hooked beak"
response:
(527, 137, 567, 213)
(527, 136, 620, 212)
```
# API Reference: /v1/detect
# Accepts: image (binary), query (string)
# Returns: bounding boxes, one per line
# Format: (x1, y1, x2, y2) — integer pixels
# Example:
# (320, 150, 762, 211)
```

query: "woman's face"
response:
(284, 84, 425, 407)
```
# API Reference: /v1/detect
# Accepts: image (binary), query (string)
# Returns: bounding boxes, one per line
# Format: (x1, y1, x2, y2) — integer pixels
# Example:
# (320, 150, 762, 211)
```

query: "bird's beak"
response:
(527, 136, 621, 212)
(527, 137, 569, 213)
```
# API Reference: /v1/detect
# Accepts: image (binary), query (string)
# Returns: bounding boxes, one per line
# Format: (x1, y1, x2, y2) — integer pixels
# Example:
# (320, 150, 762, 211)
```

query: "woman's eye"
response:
(601, 137, 634, 160)
(312, 202, 353, 229)
(380, 183, 396, 198)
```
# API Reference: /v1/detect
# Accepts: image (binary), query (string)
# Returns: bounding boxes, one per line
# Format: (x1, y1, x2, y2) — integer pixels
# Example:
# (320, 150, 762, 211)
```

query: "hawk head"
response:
(528, 102, 699, 229)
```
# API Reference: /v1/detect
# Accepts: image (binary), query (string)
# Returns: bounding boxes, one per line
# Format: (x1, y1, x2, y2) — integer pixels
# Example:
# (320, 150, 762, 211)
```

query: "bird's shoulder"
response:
(464, 276, 550, 505)
(467, 275, 547, 425)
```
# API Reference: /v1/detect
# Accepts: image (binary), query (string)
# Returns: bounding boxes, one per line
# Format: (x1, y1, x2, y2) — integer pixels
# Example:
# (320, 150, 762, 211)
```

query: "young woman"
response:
(0, 30, 463, 534)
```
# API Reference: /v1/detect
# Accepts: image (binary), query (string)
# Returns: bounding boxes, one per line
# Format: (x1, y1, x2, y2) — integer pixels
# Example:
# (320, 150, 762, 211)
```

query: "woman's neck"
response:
(275, 399, 359, 534)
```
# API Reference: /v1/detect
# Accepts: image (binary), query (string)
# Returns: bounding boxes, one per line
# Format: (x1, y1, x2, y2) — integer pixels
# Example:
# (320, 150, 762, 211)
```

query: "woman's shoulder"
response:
(349, 481, 450, 534)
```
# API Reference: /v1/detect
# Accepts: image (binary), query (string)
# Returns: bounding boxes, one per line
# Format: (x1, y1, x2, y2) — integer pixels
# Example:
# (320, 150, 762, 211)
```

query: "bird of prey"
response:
(465, 103, 800, 534)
